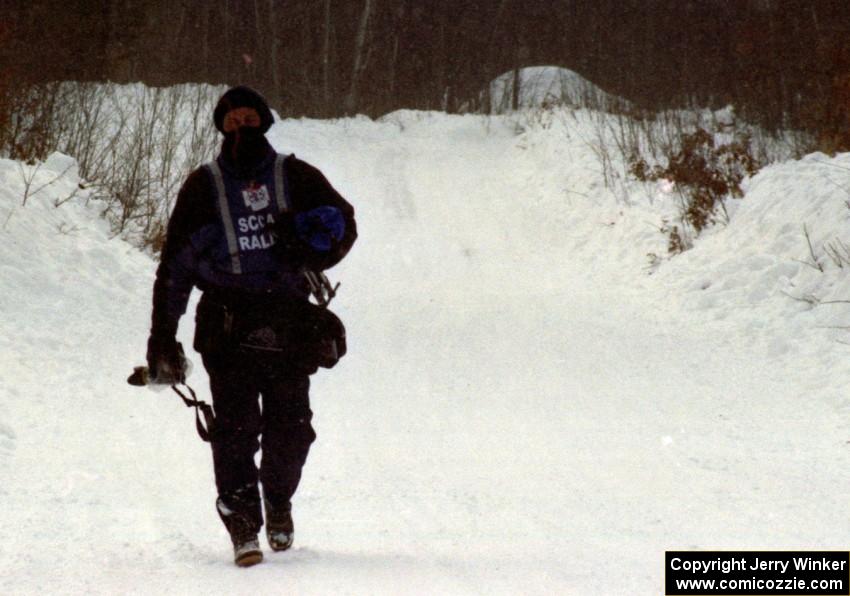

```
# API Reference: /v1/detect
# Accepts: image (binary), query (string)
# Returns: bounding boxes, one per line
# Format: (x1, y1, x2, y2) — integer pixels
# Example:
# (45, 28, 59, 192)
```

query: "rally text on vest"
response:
(239, 232, 276, 251)
(237, 213, 277, 251)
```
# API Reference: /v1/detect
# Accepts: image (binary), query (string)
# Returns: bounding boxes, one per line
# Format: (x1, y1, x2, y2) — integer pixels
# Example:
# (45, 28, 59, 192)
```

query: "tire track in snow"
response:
(375, 144, 417, 221)
(0, 416, 15, 481)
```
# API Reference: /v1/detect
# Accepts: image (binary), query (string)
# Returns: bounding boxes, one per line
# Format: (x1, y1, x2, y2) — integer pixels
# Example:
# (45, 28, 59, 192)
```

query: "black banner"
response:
(666, 551, 850, 595)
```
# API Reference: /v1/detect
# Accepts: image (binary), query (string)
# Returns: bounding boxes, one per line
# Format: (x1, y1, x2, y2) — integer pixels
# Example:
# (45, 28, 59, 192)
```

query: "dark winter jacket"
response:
(150, 142, 357, 342)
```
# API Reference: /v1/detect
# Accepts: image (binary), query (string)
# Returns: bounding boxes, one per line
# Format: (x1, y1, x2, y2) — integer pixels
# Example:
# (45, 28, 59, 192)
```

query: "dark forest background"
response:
(3, 0, 850, 137)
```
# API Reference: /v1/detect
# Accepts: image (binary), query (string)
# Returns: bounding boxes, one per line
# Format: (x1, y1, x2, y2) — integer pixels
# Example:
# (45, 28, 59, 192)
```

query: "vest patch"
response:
(242, 183, 271, 211)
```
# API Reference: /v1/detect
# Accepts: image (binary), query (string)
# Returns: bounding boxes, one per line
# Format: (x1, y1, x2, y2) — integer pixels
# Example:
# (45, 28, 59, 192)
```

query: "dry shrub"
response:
(631, 127, 760, 252)
(0, 82, 223, 251)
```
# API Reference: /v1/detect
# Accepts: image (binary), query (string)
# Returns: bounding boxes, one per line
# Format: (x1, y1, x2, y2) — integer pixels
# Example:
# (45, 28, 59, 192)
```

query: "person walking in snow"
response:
(145, 86, 356, 566)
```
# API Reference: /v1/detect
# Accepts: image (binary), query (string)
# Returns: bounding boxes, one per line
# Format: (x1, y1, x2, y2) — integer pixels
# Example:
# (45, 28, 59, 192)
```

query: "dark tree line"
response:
(4, 0, 850, 137)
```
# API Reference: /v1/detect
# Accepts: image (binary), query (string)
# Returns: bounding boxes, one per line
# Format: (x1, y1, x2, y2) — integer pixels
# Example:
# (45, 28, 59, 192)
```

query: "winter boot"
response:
(217, 498, 263, 567)
(264, 499, 294, 552)
(232, 533, 263, 567)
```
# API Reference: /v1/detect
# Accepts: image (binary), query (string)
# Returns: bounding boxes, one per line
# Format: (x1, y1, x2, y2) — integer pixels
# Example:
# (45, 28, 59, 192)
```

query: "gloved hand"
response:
(274, 206, 346, 270)
(146, 334, 186, 385)
(294, 206, 345, 254)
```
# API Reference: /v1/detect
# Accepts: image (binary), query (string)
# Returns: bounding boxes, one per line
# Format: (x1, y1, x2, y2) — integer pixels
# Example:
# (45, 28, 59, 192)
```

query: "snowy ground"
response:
(1, 108, 849, 595)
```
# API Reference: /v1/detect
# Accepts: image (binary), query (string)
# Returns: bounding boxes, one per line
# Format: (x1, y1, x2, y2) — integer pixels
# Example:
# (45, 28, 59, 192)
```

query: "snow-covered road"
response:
(1, 110, 849, 595)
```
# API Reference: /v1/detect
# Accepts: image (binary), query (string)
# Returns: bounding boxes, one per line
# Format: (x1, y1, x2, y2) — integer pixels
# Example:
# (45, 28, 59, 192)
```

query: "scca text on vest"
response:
(238, 213, 276, 233)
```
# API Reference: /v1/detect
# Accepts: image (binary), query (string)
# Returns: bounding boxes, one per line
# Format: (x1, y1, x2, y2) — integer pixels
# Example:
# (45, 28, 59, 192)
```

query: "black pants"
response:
(203, 349, 316, 532)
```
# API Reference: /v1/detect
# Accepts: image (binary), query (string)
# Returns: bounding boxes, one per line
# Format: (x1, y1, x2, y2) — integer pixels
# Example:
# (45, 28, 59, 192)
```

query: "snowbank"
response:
(0, 151, 156, 474)
(654, 151, 850, 368)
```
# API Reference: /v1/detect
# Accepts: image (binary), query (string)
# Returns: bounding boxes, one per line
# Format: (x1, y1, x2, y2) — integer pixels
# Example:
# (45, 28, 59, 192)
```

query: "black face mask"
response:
(224, 126, 268, 170)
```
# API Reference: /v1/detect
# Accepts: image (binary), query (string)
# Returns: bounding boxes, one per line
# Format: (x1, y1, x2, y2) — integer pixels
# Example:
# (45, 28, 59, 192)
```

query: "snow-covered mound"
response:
(0, 153, 155, 409)
(2, 106, 850, 595)
(0, 153, 164, 591)
(488, 65, 632, 113)
(655, 151, 850, 364)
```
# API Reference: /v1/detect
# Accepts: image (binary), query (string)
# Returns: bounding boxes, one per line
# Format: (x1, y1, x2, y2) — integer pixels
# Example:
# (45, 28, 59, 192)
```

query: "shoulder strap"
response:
(205, 160, 242, 275)
(274, 153, 291, 212)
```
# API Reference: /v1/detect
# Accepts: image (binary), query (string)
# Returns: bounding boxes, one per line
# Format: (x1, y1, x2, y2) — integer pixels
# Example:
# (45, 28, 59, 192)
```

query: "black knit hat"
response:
(213, 86, 274, 134)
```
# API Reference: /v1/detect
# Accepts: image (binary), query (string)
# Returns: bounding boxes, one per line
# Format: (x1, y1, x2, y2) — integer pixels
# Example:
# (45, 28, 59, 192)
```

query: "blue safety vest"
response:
(204, 152, 291, 276)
